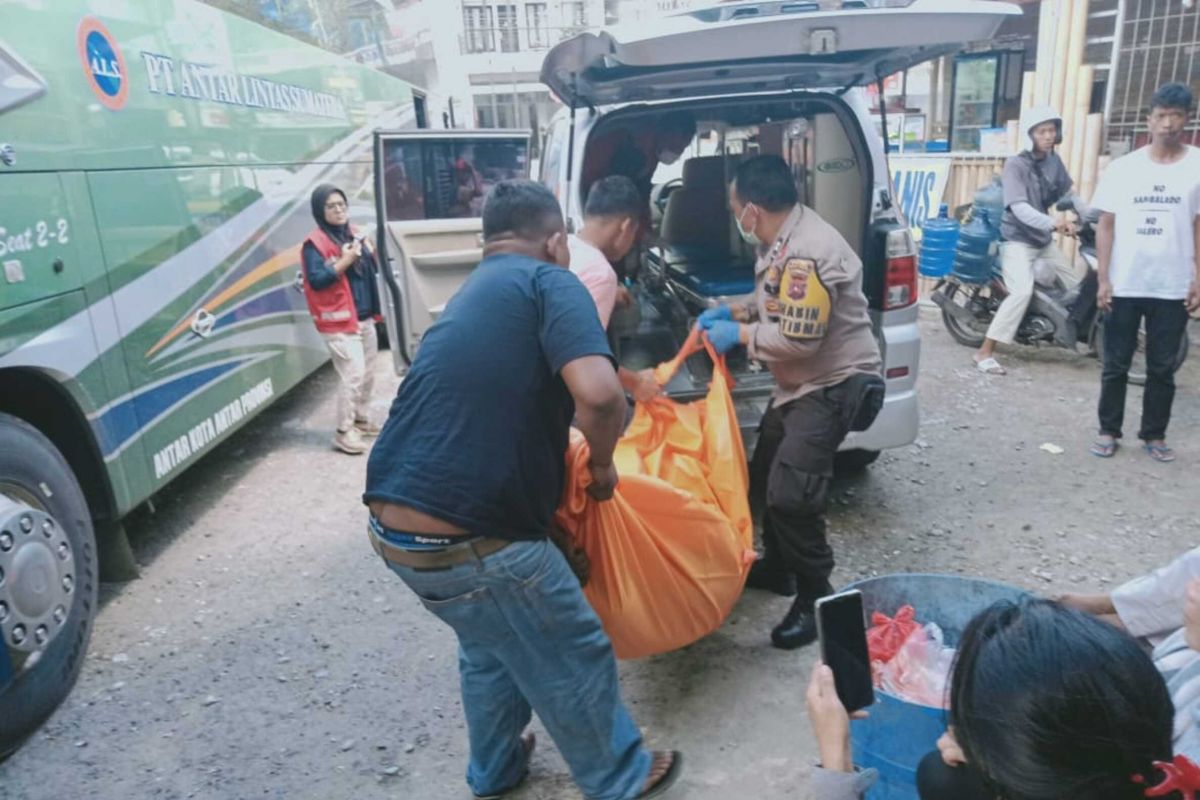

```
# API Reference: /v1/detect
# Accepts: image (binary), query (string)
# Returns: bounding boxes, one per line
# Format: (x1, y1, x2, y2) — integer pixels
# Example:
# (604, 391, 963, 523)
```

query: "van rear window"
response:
(383, 138, 528, 221)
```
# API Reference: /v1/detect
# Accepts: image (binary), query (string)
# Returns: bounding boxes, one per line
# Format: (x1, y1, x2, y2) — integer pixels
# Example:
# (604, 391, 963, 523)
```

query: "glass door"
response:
(949, 54, 1000, 152)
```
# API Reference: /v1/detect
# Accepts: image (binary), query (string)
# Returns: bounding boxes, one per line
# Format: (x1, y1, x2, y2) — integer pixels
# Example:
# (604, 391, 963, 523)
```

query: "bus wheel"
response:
(0, 413, 97, 761)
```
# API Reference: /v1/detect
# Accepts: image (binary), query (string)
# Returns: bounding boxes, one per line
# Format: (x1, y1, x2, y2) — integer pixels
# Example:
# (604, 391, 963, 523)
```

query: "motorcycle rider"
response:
(973, 106, 1087, 375)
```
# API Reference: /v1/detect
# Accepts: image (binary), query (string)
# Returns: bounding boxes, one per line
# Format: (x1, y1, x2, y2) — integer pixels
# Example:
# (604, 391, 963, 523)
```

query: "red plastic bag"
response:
(878, 623, 956, 708)
(555, 330, 756, 659)
(867, 605, 919, 664)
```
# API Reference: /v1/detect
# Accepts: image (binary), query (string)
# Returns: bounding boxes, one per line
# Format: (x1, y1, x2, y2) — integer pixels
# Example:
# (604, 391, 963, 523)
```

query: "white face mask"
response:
(658, 148, 682, 165)
(736, 205, 761, 246)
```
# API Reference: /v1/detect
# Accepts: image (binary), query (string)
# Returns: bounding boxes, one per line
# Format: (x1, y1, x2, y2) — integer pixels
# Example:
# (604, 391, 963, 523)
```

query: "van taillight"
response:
(884, 228, 917, 310)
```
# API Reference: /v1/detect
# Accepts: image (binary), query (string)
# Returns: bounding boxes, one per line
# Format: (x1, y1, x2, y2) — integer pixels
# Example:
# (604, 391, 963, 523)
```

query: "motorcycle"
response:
(931, 198, 1188, 385)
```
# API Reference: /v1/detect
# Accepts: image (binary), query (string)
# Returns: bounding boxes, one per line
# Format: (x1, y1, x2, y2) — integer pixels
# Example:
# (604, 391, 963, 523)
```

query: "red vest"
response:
(302, 227, 360, 334)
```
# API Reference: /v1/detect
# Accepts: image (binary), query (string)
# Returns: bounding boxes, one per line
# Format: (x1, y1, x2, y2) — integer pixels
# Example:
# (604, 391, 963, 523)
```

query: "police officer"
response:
(700, 155, 884, 650)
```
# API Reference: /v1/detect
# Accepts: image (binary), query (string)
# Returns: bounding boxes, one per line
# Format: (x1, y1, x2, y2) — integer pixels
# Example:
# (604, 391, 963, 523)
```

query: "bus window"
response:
(196, 1, 387, 61)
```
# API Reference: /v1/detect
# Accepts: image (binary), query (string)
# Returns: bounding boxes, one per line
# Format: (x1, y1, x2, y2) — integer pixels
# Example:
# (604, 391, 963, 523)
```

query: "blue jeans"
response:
(384, 537, 652, 800)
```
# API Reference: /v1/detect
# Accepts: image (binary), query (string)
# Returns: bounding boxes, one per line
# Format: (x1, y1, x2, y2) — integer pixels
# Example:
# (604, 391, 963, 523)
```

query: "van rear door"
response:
(540, 0, 1019, 107)
(372, 131, 531, 371)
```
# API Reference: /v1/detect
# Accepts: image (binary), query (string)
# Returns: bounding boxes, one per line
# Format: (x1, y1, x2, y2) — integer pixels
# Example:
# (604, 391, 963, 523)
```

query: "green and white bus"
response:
(0, 0, 429, 754)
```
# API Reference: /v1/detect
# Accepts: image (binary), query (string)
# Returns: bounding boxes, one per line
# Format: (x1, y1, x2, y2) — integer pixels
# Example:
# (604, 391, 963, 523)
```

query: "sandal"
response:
(473, 732, 537, 800)
(1143, 441, 1176, 463)
(1090, 436, 1117, 458)
(637, 751, 683, 799)
(973, 356, 1006, 375)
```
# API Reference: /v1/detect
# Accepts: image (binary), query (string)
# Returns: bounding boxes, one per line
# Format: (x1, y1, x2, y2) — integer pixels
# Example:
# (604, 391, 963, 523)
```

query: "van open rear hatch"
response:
(540, 0, 1019, 107)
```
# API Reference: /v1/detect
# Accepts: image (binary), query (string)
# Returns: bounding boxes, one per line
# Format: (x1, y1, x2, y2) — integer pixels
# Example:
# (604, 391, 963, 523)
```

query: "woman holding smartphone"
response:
(806, 598, 1200, 800)
(301, 184, 383, 455)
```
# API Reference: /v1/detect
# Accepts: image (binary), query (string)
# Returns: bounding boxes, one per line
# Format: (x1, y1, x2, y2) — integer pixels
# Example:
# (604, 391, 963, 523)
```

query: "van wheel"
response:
(834, 449, 880, 475)
(0, 413, 97, 761)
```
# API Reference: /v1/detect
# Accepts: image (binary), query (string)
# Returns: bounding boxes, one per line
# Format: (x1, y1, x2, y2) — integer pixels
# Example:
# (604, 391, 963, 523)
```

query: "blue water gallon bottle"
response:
(918, 204, 959, 278)
(952, 209, 998, 284)
(973, 178, 1005, 239)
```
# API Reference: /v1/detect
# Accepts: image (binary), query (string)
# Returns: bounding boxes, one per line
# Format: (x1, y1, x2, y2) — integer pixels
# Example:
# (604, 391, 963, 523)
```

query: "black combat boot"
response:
(769, 579, 833, 650)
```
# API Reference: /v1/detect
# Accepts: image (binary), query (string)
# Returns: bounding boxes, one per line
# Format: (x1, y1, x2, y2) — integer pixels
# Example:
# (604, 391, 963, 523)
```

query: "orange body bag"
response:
(555, 329, 757, 659)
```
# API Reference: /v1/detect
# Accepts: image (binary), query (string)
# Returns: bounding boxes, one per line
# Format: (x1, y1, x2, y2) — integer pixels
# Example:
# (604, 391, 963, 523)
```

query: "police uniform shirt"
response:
(745, 204, 882, 405)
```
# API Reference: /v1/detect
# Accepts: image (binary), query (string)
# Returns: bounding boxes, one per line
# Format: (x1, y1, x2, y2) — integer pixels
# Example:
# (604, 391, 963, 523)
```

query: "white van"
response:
(373, 0, 1018, 470)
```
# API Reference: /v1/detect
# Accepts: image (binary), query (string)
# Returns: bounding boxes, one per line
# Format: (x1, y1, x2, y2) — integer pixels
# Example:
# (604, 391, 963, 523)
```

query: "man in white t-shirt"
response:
(1090, 83, 1200, 463)
(570, 176, 662, 403)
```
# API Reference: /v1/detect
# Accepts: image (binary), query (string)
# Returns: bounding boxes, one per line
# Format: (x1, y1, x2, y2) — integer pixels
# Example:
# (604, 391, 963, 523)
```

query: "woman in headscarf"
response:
(301, 183, 382, 455)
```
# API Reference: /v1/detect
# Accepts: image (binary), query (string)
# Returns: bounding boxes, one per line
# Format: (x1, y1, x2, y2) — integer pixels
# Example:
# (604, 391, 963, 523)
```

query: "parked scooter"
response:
(931, 197, 1188, 384)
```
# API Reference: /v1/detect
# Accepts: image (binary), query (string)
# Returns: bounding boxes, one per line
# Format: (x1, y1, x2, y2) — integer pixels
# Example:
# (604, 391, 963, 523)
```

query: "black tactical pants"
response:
(749, 375, 883, 599)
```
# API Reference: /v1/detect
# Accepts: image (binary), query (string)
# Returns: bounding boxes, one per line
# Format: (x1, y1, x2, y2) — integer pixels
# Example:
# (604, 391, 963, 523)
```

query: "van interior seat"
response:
(661, 155, 731, 255)
(658, 155, 756, 299)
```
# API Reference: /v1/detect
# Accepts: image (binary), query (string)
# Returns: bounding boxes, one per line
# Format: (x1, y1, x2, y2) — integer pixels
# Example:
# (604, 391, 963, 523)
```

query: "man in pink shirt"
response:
(569, 176, 661, 402)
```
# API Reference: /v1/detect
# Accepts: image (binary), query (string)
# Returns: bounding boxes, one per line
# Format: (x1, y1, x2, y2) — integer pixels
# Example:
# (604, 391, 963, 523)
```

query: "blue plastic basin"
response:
(843, 574, 1030, 800)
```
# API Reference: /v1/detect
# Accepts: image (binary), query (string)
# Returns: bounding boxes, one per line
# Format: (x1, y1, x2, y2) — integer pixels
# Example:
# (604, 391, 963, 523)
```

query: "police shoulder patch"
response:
(777, 258, 831, 340)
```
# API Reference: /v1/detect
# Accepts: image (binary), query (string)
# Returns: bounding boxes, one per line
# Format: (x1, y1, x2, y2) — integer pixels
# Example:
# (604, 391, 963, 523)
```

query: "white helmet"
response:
(1020, 105, 1063, 147)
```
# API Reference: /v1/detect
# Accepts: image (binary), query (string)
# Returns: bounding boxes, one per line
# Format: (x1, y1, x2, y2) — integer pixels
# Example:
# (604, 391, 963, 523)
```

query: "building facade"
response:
(452, 0, 605, 135)
(216, 0, 1198, 153)
(359, 0, 608, 144)
(1106, 0, 1200, 150)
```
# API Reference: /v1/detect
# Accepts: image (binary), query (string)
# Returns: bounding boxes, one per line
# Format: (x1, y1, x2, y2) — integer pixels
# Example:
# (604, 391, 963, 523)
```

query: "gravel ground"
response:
(1, 308, 1197, 800)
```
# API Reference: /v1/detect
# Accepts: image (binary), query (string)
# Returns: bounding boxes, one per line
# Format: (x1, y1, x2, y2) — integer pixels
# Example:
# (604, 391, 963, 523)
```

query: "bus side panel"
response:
(62, 171, 142, 516)
(1, 0, 417, 514)
(84, 162, 330, 498)
(0, 171, 139, 516)
(0, 174, 86, 306)
(0, 1, 417, 174)
(0, 293, 138, 512)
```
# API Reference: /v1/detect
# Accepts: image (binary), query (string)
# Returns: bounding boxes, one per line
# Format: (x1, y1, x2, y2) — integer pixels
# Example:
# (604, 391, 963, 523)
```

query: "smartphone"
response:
(815, 590, 875, 713)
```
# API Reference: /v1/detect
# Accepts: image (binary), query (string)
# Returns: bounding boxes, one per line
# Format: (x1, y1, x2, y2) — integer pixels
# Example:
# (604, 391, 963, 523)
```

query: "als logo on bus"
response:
(77, 16, 128, 110)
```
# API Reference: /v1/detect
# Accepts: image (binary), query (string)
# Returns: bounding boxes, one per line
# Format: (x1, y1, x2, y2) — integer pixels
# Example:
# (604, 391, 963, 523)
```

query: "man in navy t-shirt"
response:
(363, 181, 681, 800)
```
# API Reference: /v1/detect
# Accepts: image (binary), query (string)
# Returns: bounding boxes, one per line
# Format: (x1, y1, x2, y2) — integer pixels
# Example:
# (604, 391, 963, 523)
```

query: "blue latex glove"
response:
(705, 320, 744, 355)
(697, 305, 732, 330)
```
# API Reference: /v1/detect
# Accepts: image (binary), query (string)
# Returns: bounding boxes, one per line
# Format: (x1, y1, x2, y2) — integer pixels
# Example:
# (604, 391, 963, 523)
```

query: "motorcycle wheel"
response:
(1093, 318, 1190, 386)
(939, 281, 993, 348)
